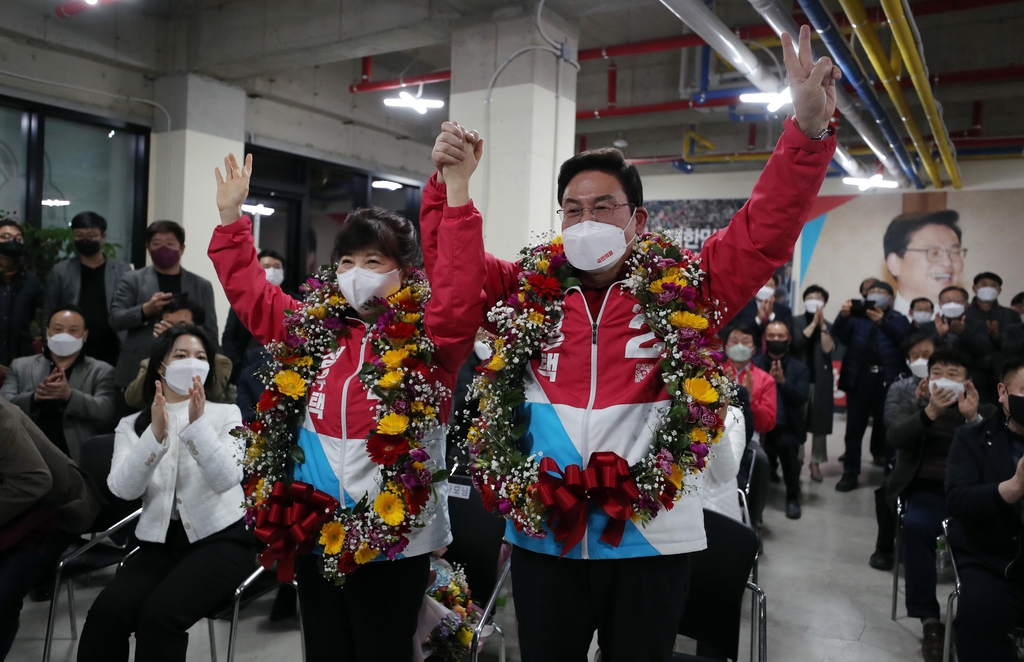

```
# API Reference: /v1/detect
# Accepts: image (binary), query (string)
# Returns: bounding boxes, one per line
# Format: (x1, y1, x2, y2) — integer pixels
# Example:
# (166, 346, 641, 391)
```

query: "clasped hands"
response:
(34, 367, 72, 402)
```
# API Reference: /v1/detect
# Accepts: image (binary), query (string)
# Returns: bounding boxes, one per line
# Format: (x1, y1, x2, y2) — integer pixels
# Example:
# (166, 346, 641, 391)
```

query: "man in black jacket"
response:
(0, 220, 40, 367)
(946, 355, 1024, 662)
(755, 321, 810, 519)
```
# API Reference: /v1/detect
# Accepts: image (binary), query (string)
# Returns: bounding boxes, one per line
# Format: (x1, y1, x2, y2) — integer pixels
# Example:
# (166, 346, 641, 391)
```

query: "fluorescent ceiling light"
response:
(85, 0, 98, 4)
(241, 203, 275, 216)
(739, 86, 792, 113)
(612, 138, 628, 149)
(843, 174, 899, 191)
(42, 199, 71, 207)
(372, 180, 404, 191)
(383, 91, 444, 115)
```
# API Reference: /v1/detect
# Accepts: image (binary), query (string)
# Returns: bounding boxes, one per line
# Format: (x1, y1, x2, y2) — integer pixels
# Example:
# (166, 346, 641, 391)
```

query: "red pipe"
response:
(361, 57, 373, 83)
(747, 123, 758, 151)
(348, 70, 452, 94)
(607, 63, 617, 108)
(844, 65, 1024, 94)
(579, 135, 588, 152)
(970, 100, 984, 137)
(55, 0, 122, 17)
(577, 96, 737, 120)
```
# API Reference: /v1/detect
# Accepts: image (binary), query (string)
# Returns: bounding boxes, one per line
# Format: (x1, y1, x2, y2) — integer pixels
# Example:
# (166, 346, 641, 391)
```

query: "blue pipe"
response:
(728, 108, 780, 123)
(949, 146, 1024, 157)
(699, 45, 711, 96)
(672, 160, 695, 173)
(795, 0, 925, 189)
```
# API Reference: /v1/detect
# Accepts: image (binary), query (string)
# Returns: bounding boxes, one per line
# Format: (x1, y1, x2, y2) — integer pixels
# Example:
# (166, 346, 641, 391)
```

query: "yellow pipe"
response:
(889, 41, 903, 79)
(685, 129, 715, 152)
(837, 0, 943, 188)
(880, 0, 963, 188)
(687, 153, 772, 163)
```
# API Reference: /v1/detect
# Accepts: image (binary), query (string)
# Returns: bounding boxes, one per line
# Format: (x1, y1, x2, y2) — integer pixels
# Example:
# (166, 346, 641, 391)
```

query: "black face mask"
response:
(1009, 394, 1024, 427)
(766, 340, 789, 356)
(0, 240, 25, 258)
(74, 239, 102, 257)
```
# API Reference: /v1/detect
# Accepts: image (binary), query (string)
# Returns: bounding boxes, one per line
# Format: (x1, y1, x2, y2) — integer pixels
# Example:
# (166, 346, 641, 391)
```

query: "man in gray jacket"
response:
(108, 220, 218, 388)
(42, 212, 131, 368)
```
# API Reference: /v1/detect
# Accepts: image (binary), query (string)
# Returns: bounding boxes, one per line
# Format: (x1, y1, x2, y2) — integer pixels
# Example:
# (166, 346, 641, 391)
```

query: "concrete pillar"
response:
(149, 74, 246, 332)
(448, 12, 578, 260)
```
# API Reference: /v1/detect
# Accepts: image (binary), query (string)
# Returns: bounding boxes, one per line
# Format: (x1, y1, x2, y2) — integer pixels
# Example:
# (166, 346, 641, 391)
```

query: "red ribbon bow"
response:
(254, 481, 339, 581)
(535, 452, 641, 557)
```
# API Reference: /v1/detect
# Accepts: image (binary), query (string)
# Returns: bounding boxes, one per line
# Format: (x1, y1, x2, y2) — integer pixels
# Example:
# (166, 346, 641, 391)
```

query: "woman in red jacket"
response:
(207, 153, 484, 661)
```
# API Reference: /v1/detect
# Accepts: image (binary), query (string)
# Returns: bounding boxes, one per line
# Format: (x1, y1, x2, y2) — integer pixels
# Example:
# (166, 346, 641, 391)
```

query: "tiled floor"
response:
(9, 415, 949, 662)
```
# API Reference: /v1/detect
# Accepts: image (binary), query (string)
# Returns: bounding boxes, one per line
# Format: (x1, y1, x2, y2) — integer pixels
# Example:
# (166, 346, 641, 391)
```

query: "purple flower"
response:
(637, 492, 657, 512)
(690, 441, 709, 459)
(496, 498, 512, 514)
(418, 468, 432, 484)
(322, 316, 345, 331)
(385, 537, 408, 560)
(656, 449, 674, 473)
(305, 277, 323, 290)
(401, 472, 421, 490)
(285, 334, 305, 348)
(549, 252, 568, 272)
(392, 399, 410, 414)
(701, 409, 719, 427)
(410, 448, 429, 462)
(243, 509, 256, 527)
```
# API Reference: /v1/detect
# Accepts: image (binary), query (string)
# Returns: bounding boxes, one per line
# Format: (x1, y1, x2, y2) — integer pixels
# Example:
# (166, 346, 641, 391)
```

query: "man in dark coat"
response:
(726, 273, 794, 353)
(791, 284, 835, 483)
(0, 220, 40, 367)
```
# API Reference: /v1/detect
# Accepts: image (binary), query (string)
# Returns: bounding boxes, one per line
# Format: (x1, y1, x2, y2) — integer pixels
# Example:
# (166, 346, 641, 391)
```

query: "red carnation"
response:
(383, 322, 417, 340)
(249, 421, 264, 434)
(527, 274, 562, 299)
(407, 486, 430, 515)
(257, 390, 281, 412)
(366, 434, 410, 465)
(478, 481, 497, 512)
(337, 551, 359, 575)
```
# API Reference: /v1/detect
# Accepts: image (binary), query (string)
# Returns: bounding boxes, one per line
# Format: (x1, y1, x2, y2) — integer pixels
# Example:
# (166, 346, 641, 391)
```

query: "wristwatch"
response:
(809, 126, 834, 140)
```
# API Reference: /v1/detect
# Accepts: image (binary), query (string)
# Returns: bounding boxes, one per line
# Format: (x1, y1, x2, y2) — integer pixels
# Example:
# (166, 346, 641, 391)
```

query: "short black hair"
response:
(1001, 354, 1024, 384)
(725, 324, 757, 341)
(867, 281, 894, 296)
(973, 271, 1003, 286)
(883, 210, 962, 259)
(331, 208, 422, 269)
(939, 286, 970, 302)
(70, 212, 107, 233)
(48, 304, 87, 328)
(901, 332, 935, 359)
(927, 346, 972, 376)
(910, 297, 934, 311)
(1012, 292, 1024, 307)
(146, 220, 185, 246)
(0, 219, 23, 235)
(802, 284, 829, 303)
(258, 249, 286, 267)
(557, 148, 643, 208)
(161, 297, 206, 327)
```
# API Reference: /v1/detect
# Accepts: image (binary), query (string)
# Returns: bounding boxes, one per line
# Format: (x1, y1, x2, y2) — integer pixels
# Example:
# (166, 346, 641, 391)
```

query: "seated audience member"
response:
(77, 325, 254, 662)
(222, 249, 288, 384)
(1011, 292, 1023, 319)
(888, 348, 994, 662)
(726, 274, 794, 352)
(0, 397, 101, 659)
(701, 405, 746, 522)
(0, 306, 118, 463)
(755, 321, 810, 519)
(792, 284, 835, 483)
(945, 356, 1024, 662)
(124, 299, 233, 410)
(959, 272, 1020, 403)
(833, 280, 912, 492)
(909, 298, 935, 331)
(109, 220, 219, 389)
(0, 220, 40, 368)
(42, 211, 131, 367)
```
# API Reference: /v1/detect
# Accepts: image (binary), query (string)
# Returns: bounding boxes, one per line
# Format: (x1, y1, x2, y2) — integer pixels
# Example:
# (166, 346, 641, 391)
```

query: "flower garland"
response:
(466, 232, 736, 539)
(424, 559, 481, 660)
(236, 266, 450, 585)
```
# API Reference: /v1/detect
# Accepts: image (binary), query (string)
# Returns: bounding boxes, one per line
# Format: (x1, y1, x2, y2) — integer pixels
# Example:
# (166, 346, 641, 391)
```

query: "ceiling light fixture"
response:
(108, 130, 115, 138)
(739, 86, 792, 113)
(843, 174, 899, 191)
(241, 203, 275, 216)
(42, 199, 71, 206)
(372, 180, 404, 191)
(612, 138, 628, 149)
(85, 0, 98, 4)
(383, 91, 444, 115)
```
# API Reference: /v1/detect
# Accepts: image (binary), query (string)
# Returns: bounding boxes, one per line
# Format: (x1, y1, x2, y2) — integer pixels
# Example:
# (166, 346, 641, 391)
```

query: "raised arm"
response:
(208, 154, 299, 345)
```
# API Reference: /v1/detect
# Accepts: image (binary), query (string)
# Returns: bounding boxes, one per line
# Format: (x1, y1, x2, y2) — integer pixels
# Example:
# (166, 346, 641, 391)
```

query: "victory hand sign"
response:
(782, 25, 842, 139)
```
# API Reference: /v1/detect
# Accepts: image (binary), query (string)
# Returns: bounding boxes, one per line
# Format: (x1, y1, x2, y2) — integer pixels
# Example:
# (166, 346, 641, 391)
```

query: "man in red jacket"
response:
(424, 26, 838, 662)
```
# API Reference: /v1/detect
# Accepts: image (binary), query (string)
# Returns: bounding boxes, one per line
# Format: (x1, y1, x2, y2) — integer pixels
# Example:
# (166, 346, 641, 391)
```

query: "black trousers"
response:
(739, 440, 770, 527)
(764, 430, 802, 500)
(294, 551, 429, 662)
(955, 564, 1024, 662)
(843, 370, 887, 475)
(0, 530, 74, 660)
(511, 546, 691, 662)
(77, 519, 255, 662)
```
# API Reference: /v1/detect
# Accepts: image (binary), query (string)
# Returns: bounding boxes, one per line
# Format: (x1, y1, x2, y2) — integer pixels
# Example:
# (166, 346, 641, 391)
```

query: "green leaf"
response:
(511, 421, 529, 440)
(290, 445, 306, 463)
(431, 469, 451, 482)
(665, 380, 679, 396)
(562, 277, 582, 290)
(503, 393, 527, 409)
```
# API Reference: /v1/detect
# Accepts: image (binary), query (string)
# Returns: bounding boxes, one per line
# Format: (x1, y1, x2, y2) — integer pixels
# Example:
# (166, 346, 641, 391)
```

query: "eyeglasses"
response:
(904, 246, 968, 263)
(0, 232, 23, 243)
(556, 203, 634, 223)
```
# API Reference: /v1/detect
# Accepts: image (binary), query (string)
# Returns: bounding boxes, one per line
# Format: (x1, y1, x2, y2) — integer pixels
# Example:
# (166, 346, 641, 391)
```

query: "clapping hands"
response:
(33, 367, 72, 402)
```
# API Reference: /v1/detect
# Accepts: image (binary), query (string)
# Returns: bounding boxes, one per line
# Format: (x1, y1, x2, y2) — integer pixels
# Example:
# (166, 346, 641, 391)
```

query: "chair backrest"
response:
(443, 474, 507, 603)
(77, 434, 141, 533)
(678, 509, 760, 660)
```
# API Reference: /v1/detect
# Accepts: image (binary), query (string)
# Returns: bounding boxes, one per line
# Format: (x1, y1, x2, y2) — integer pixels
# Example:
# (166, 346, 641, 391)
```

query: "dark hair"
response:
(145, 220, 185, 246)
(1012, 292, 1024, 307)
(901, 332, 935, 360)
(882, 210, 962, 259)
(161, 297, 206, 328)
(867, 281, 894, 296)
(909, 297, 934, 311)
(1001, 355, 1024, 384)
(48, 304, 87, 329)
(803, 284, 829, 303)
(258, 249, 286, 267)
(133, 324, 216, 436)
(973, 271, 1003, 286)
(725, 324, 756, 341)
(927, 346, 972, 376)
(331, 208, 422, 268)
(70, 212, 107, 233)
(939, 285, 969, 302)
(557, 148, 643, 208)
(765, 320, 790, 336)
(0, 219, 23, 235)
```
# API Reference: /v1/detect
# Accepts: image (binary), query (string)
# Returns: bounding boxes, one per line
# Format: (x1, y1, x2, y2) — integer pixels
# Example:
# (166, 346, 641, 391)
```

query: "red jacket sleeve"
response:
(420, 173, 446, 285)
(751, 368, 778, 435)
(207, 217, 299, 346)
(699, 117, 835, 331)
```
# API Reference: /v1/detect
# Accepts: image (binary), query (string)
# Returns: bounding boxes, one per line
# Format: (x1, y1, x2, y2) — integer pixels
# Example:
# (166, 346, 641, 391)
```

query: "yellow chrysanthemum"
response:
(377, 413, 410, 436)
(354, 546, 380, 564)
(373, 491, 406, 526)
(493, 338, 505, 352)
(668, 310, 709, 331)
(691, 428, 709, 444)
(457, 627, 474, 646)
(667, 464, 684, 489)
(527, 310, 546, 325)
(412, 461, 425, 471)
(294, 356, 313, 367)
(389, 287, 413, 304)
(518, 292, 526, 303)
(684, 377, 719, 405)
(535, 259, 550, 273)
(309, 306, 327, 320)
(246, 442, 264, 462)
(327, 295, 342, 306)
(381, 348, 409, 370)
(551, 236, 563, 245)
(378, 370, 404, 389)
(400, 312, 422, 324)
(488, 354, 507, 371)
(319, 521, 345, 556)
(274, 370, 307, 399)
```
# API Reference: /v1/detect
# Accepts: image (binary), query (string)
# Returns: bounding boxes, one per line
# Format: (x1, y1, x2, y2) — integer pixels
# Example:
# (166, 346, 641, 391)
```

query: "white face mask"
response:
(803, 299, 824, 314)
(162, 358, 210, 396)
(912, 310, 934, 325)
(726, 344, 753, 363)
(47, 332, 83, 357)
(337, 267, 402, 312)
(907, 358, 930, 379)
(755, 285, 775, 302)
(940, 302, 965, 319)
(929, 377, 966, 397)
(867, 293, 891, 309)
(976, 286, 999, 302)
(562, 214, 636, 274)
(264, 267, 284, 287)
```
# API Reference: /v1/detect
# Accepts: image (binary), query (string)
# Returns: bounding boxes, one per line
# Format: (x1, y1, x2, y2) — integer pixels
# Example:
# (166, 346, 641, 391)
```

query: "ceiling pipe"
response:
(607, 62, 617, 108)
(747, 0, 910, 186)
(795, 0, 924, 188)
(836, 0, 942, 188)
(578, 95, 739, 120)
(348, 70, 452, 94)
(55, 0, 122, 17)
(360, 56, 373, 83)
(880, 0, 962, 189)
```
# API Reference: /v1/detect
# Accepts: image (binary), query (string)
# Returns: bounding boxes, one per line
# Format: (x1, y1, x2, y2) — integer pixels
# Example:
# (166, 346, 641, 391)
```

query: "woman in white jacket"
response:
(77, 325, 255, 662)
(701, 405, 747, 522)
